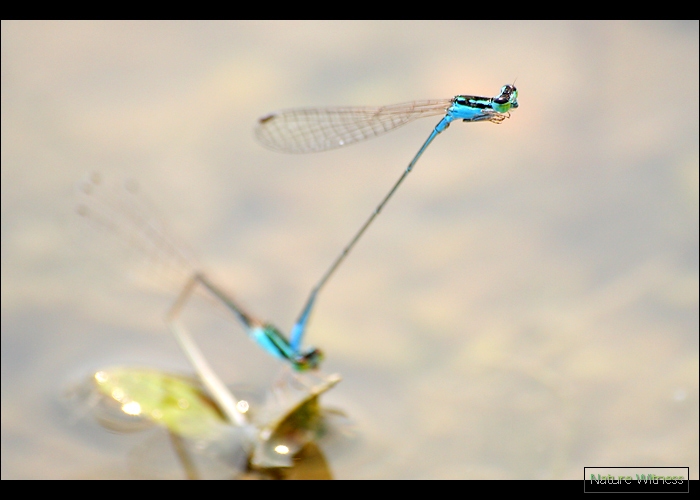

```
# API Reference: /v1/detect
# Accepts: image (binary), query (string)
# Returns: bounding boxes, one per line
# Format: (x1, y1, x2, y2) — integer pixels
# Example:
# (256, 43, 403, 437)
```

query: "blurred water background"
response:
(1, 20, 698, 479)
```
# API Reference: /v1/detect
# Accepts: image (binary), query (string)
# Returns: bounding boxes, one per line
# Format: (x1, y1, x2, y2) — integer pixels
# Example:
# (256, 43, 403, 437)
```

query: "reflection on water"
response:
(67, 366, 352, 479)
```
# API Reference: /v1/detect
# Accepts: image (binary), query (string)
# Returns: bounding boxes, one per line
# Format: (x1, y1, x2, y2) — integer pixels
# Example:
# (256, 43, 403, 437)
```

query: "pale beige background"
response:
(1, 20, 698, 479)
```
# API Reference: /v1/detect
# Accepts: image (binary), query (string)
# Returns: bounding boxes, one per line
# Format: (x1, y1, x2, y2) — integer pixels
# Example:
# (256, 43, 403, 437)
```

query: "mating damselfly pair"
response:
(74, 84, 518, 477)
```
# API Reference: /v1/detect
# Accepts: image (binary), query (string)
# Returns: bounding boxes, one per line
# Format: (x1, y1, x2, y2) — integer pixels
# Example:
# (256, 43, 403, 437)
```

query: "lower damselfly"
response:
(76, 174, 347, 472)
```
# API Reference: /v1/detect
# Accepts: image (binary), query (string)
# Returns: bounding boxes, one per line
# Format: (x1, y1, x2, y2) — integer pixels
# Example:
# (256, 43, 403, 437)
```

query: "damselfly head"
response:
(493, 84, 519, 111)
(294, 348, 324, 372)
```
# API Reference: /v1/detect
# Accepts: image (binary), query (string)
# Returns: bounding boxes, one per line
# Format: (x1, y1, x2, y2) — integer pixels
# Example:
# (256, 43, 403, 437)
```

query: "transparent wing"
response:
(76, 173, 250, 321)
(76, 172, 199, 294)
(255, 99, 453, 154)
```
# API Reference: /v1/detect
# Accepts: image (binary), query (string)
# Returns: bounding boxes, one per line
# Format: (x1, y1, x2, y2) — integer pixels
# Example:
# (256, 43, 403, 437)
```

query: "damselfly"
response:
(75, 174, 348, 473)
(255, 83, 518, 354)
